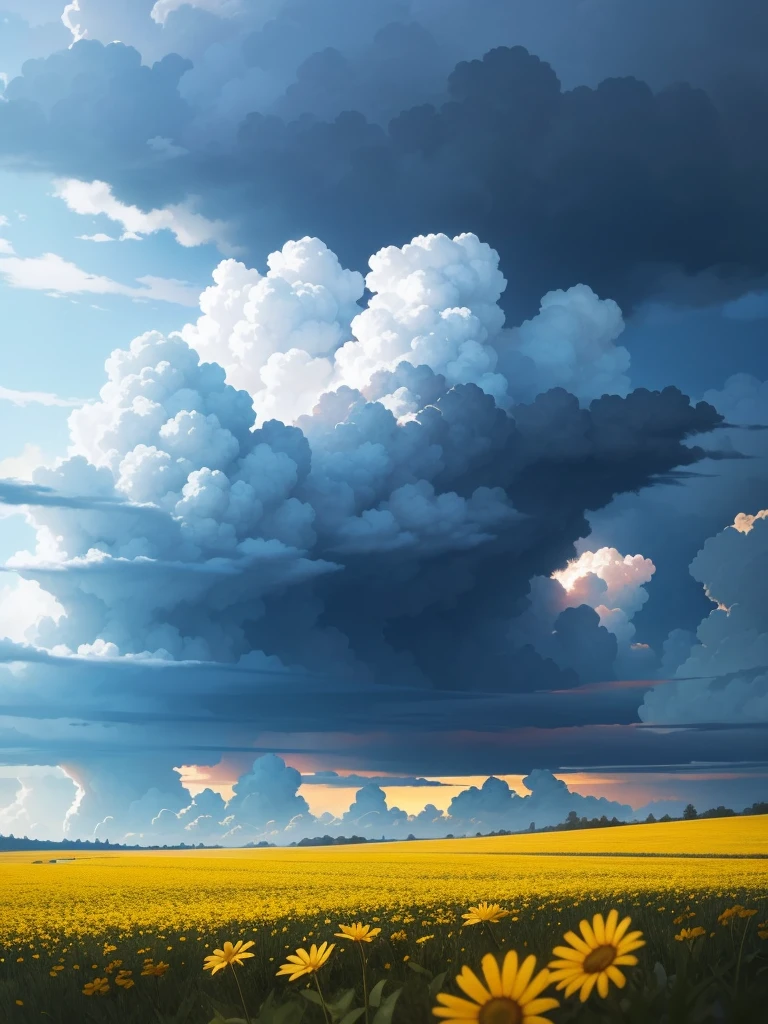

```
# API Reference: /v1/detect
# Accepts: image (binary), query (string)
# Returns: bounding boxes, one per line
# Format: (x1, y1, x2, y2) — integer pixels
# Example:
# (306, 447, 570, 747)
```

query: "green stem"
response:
(229, 962, 253, 1024)
(484, 922, 501, 952)
(734, 918, 751, 995)
(315, 971, 332, 1024)
(358, 943, 370, 1024)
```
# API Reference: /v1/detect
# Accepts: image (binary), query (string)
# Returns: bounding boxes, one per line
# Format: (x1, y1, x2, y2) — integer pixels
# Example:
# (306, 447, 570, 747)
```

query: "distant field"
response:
(433, 813, 768, 857)
(1, 817, 767, 1023)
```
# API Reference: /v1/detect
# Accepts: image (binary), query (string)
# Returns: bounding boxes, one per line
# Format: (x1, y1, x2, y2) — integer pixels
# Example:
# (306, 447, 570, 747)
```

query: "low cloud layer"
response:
(0, 753, 643, 845)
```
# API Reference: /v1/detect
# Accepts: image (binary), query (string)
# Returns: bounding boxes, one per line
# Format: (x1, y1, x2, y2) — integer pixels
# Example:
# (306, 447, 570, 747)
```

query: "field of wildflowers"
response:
(1, 819, 766, 1023)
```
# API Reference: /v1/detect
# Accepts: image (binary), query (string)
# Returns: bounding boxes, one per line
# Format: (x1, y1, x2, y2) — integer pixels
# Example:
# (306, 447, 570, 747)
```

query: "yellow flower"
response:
(334, 923, 382, 943)
(548, 910, 645, 1001)
(82, 977, 110, 996)
(203, 939, 256, 975)
(433, 951, 558, 1024)
(674, 927, 706, 942)
(462, 902, 511, 927)
(718, 905, 757, 925)
(390, 930, 408, 942)
(141, 961, 170, 977)
(15, 1000, 23, 1006)
(277, 942, 335, 982)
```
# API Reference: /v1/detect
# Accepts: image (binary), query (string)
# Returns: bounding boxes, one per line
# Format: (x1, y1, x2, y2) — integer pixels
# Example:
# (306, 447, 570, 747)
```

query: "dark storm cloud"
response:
(2, 30, 768, 314)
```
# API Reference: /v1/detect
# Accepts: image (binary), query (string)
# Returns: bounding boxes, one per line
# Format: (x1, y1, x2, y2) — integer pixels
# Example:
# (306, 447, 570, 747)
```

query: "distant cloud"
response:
(77, 233, 115, 243)
(722, 292, 768, 321)
(0, 252, 200, 306)
(0, 444, 54, 483)
(301, 771, 446, 788)
(0, 239, 14, 256)
(54, 179, 237, 254)
(0, 386, 85, 409)
(150, 0, 242, 25)
(147, 136, 189, 160)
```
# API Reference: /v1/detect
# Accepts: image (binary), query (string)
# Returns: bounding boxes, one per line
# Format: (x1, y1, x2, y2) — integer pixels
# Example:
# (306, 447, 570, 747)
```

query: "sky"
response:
(0, 0, 767, 847)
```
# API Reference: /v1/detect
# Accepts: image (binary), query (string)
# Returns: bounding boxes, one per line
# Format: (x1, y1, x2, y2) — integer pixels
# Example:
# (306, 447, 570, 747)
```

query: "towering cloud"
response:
(0, 230, 729, 834)
(640, 508, 768, 725)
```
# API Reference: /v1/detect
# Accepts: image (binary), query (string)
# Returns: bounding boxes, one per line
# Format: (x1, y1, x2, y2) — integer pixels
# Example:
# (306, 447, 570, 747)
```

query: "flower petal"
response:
(435, 993, 482, 1014)
(579, 919, 598, 949)
(562, 930, 592, 955)
(563, 976, 587, 998)
(501, 951, 519, 994)
(612, 955, 638, 967)
(617, 938, 645, 955)
(481, 954, 503, 997)
(579, 973, 599, 1002)
(524, 998, 560, 1016)
(603, 909, 619, 944)
(606, 966, 626, 989)
(550, 947, 584, 963)
(592, 914, 606, 945)
(597, 973, 609, 999)
(457, 966, 491, 1005)
(518, 967, 553, 1004)
(511, 955, 536, 1001)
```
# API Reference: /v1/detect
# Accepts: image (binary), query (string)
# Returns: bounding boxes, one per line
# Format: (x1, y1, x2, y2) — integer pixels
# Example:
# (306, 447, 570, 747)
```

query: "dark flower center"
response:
(479, 997, 523, 1024)
(583, 945, 617, 973)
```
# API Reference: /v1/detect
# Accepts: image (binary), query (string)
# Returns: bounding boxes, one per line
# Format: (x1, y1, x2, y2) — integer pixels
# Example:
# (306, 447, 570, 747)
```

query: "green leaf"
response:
(328, 988, 356, 1020)
(652, 962, 667, 990)
(328, 988, 356, 1011)
(372, 988, 402, 1024)
(300, 990, 324, 1007)
(272, 1001, 306, 1024)
(406, 961, 432, 978)
(368, 979, 387, 1008)
(428, 971, 447, 999)
(338, 1010, 366, 1024)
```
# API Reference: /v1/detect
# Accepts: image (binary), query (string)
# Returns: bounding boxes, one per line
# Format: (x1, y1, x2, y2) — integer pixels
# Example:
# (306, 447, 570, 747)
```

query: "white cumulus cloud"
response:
(0, 252, 200, 306)
(54, 179, 236, 254)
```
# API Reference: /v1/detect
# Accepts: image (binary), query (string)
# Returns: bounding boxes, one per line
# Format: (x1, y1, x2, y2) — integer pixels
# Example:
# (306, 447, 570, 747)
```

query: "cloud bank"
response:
(0, 230, 732, 838)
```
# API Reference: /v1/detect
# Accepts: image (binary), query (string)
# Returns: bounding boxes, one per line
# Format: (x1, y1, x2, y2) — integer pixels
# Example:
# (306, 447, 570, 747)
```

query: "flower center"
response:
(583, 945, 617, 973)
(478, 997, 523, 1024)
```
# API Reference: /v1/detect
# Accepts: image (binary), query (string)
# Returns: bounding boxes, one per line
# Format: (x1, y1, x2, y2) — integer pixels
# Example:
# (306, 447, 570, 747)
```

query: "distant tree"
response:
(407, 833, 416, 841)
(659, 814, 673, 822)
(744, 801, 768, 816)
(699, 805, 736, 819)
(529, 822, 535, 831)
(645, 814, 657, 823)
(683, 804, 698, 820)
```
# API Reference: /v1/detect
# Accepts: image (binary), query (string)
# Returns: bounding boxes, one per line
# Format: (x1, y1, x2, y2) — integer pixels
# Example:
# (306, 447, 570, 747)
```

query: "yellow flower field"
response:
(1, 817, 766, 942)
(0, 817, 766, 1022)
